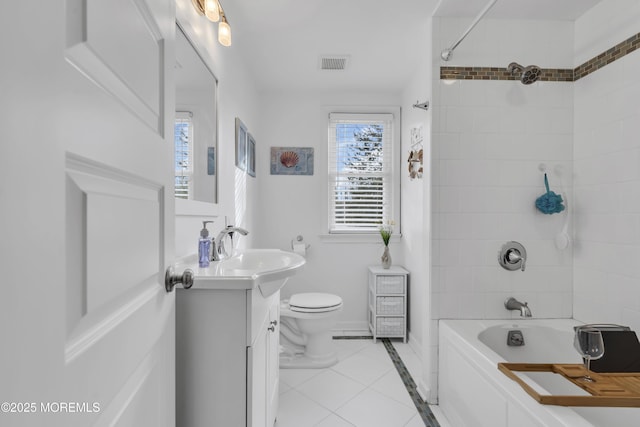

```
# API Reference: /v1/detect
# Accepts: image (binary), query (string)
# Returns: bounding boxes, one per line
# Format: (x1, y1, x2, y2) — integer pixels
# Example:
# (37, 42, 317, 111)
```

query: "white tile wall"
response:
(433, 74, 574, 320)
(428, 6, 640, 406)
(436, 18, 574, 69)
(573, 49, 640, 331)
(574, 0, 640, 66)
(427, 17, 576, 404)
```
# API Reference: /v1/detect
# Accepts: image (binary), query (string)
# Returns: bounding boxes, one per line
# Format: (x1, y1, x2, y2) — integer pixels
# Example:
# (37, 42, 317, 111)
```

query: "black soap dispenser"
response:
(198, 221, 213, 267)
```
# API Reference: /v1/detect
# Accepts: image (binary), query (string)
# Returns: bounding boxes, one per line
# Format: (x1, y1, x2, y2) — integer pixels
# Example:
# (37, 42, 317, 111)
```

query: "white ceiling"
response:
(222, 0, 437, 93)
(222, 0, 601, 93)
(435, 0, 601, 20)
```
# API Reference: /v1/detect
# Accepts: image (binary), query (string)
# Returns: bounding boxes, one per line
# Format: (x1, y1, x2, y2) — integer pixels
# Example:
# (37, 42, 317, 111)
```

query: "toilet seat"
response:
(288, 293, 343, 313)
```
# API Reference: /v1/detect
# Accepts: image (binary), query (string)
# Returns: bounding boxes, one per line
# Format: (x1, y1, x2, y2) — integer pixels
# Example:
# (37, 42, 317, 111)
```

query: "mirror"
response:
(175, 23, 218, 205)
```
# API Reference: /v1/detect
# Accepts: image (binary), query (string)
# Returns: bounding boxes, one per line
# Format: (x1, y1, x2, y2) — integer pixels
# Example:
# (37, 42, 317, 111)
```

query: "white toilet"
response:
(279, 292, 343, 369)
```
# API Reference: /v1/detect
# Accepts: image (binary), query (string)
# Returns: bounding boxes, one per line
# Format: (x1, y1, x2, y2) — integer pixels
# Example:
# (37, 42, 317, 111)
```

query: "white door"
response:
(1, 1, 176, 426)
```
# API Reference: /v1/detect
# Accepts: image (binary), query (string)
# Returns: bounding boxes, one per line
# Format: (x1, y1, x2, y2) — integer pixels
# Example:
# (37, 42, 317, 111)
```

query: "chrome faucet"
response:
(504, 297, 532, 317)
(212, 225, 249, 261)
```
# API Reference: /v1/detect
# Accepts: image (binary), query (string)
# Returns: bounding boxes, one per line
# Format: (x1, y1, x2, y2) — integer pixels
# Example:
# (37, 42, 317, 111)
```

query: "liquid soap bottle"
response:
(198, 221, 213, 268)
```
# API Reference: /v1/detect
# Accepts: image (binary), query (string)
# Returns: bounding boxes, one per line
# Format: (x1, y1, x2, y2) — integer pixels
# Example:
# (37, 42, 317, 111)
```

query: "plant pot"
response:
(381, 246, 392, 269)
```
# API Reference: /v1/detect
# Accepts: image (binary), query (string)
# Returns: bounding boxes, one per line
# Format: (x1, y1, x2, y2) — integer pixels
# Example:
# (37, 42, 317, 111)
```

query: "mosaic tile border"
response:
(440, 66, 572, 82)
(382, 339, 441, 427)
(574, 32, 640, 80)
(331, 336, 441, 425)
(440, 31, 640, 82)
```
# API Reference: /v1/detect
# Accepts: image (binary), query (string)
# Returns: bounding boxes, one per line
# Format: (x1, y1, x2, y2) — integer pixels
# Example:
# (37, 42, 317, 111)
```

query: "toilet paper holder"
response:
(291, 235, 311, 251)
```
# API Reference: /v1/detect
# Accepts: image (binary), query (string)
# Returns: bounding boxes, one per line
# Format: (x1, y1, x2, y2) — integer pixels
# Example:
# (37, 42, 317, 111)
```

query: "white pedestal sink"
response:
(175, 248, 306, 296)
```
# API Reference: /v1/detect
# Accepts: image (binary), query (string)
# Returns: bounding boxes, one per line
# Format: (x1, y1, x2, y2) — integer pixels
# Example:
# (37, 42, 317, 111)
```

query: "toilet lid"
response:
(289, 293, 342, 313)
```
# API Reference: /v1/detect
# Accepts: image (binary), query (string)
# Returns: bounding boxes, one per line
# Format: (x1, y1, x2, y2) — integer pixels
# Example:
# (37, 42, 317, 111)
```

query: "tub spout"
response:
(505, 297, 532, 317)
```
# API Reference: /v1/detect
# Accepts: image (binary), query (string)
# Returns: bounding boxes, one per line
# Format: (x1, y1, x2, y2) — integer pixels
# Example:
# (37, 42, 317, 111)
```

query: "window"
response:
(328, 112, 399, 234)
(174, 112, 193, 199)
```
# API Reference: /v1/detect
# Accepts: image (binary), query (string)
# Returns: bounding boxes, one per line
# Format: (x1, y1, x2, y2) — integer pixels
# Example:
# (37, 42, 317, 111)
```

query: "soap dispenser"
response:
(198, 221, 213, 268)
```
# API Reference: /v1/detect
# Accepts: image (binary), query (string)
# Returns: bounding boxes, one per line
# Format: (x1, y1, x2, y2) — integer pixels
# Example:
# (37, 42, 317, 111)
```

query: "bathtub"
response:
(439, 319, 640, 427)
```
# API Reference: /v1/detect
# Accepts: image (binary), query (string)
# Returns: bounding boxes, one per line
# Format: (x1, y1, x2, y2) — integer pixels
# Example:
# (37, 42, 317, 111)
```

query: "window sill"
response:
(318, 233, 402, 244)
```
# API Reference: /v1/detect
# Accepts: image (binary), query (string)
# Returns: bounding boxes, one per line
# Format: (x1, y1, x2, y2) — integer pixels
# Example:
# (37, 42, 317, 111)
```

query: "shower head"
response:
(508, 62, 541, 85)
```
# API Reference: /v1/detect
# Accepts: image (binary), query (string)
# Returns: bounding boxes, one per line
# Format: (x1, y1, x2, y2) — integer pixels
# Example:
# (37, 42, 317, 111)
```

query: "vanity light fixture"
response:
(217, 11, 231, 47)
(203, 0, 220, 22)
(192, 0, 232, 46)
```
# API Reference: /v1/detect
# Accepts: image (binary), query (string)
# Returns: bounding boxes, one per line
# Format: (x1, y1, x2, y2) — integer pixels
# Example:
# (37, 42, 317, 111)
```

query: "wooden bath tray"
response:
(498, 363, 640, 407)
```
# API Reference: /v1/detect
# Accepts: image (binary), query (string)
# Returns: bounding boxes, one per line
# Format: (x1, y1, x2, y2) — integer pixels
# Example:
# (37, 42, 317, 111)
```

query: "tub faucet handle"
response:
(507, 248, 526, 271)
(499, 241, 527, 272)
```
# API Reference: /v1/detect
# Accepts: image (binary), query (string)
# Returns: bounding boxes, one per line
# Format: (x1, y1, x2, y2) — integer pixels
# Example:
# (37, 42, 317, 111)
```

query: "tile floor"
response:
(276, 339, 450, 427)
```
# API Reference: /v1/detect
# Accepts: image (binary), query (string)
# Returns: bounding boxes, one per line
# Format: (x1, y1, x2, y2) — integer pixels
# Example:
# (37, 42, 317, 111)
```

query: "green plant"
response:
(379, 220, 394, 246)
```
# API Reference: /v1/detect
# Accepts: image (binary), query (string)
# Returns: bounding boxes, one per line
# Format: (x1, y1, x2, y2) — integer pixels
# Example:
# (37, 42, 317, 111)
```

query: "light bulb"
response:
(218, 18, 231, 46)
(204, 0, 220, 22)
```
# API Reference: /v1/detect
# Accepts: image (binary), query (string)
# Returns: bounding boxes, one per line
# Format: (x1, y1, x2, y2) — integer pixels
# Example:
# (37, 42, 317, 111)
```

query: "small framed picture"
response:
(207, 146, 215, 175)
(247, 133, 256, 177)
(270, 147, 314, 175)
(235, 117, 247, 171)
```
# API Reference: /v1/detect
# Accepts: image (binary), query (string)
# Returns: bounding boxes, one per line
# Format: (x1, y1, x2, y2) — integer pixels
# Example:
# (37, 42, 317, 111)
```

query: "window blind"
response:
(328, 113, 393, 233)
(174, 112, 193, 199)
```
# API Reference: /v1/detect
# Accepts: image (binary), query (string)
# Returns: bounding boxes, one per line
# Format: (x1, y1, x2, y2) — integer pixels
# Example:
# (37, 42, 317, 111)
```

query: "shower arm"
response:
(440, 0, 498, 61)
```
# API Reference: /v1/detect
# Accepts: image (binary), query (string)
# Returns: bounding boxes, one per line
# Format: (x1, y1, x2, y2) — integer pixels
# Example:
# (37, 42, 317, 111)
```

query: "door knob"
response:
(165, 266, 194, 292)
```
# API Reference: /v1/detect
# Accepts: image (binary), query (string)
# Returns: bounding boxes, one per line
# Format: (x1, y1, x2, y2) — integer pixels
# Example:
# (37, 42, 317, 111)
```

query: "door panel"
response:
(93, 328, 173, 427)
(65, 0, 165, 134)
(1, 1, 176, 426)
(66, 157, 162, 315)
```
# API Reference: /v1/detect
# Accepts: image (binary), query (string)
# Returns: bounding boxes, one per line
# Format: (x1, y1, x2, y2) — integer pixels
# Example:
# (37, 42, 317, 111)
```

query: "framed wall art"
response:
(207, 146, 216, 175)
(235, 117, 247, 171)
(247, 133, 256, 177)
(270, 147, 314, 175)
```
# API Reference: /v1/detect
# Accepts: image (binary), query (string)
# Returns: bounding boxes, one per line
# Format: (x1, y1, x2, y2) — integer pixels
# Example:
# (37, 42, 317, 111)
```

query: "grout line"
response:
(381, 339, 441, 427)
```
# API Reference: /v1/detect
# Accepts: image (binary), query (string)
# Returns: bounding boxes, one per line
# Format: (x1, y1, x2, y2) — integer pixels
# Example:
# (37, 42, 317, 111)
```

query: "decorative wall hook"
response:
(407, 148, 424, 180)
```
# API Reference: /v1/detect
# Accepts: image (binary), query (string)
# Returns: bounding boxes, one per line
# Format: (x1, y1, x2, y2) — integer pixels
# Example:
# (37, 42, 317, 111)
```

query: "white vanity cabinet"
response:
(176, 287, 280, 427)
(248, 294, 280, 427)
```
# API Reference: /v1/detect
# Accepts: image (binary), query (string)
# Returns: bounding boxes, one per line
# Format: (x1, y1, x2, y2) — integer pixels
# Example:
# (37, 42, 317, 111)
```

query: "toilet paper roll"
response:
(292, 243, 307, 257)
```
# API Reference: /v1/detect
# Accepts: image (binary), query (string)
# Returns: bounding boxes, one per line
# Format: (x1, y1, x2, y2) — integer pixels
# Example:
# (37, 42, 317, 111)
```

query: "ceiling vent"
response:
(319, 55, 349, 71)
